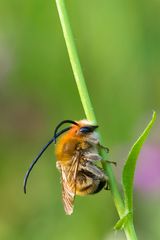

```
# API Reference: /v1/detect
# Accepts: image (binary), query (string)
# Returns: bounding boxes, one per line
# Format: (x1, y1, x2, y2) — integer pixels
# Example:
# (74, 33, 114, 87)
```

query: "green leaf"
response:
(122, 111, 156, 212)
(114, 212, 131, 230)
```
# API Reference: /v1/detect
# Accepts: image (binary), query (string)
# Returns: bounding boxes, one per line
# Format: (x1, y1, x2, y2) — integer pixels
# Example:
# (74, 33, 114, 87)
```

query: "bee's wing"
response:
(60, 151, 80, 215)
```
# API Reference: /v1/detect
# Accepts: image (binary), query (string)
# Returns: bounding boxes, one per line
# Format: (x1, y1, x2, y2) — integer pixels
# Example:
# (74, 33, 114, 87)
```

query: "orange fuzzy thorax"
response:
(55, 120, 93, 164)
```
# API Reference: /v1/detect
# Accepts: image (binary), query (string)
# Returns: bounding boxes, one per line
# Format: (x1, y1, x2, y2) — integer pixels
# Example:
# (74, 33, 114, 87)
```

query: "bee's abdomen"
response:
(91, 179, 106, 194)
(75, 171, 106, 196)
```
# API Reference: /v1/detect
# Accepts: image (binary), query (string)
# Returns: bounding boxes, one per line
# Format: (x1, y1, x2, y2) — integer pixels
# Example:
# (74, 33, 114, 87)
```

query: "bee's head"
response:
(54, 119, 98, 139)
(75, 119, 98, 136)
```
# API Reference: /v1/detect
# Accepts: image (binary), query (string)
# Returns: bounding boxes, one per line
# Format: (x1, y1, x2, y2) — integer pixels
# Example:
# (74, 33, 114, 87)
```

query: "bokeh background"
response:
(0, 0, 160, 239)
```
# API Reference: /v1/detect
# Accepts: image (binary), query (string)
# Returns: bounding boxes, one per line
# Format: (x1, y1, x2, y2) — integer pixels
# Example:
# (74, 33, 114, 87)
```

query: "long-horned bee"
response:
(24, 119, 111, 215)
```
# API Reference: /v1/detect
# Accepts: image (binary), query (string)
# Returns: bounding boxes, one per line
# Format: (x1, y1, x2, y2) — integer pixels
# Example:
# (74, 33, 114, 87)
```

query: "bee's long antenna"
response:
(23, 127, 71, 194)
(54, 120, 79, 143)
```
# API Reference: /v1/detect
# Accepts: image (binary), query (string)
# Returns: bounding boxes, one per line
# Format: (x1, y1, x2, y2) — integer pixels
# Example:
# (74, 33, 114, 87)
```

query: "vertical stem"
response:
(55, 0, 95, 123)
(55, 1, 138, 239)
(125, 219, 137, 240)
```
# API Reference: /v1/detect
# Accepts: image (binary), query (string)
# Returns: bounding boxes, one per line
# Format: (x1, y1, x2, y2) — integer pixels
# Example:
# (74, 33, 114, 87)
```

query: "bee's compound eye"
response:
(79, 127, 91, 133)
(79, 125, 98, 133)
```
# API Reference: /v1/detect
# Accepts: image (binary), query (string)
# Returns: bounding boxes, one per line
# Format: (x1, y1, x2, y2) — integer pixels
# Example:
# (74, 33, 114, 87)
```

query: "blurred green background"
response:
(0, 0, 160, 239)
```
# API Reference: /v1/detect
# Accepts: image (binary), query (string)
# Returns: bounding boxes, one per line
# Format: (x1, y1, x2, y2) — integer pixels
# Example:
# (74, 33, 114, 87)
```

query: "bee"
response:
(24, 119, 111, 215)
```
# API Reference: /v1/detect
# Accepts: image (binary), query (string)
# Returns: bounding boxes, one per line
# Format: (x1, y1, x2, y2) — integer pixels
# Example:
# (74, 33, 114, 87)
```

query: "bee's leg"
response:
(104, 180, 110, 190)
(98, 143, 110, 153)
(102, 159, 117, 166)
(81, 162, 107, 180)
(98, 143, 117, 165)
(82, 153, 102, 162)
(82, 150, 116, 166)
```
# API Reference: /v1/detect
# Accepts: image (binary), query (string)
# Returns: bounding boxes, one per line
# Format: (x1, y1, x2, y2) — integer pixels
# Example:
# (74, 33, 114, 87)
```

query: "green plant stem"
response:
(55, 0, 95, 123)
(55, 0, 137, 239)
(125, 222, 138, 240)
